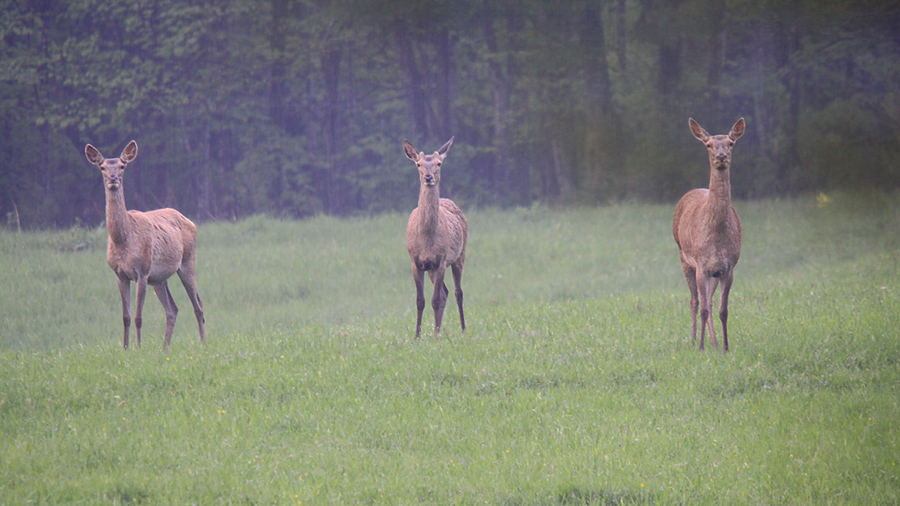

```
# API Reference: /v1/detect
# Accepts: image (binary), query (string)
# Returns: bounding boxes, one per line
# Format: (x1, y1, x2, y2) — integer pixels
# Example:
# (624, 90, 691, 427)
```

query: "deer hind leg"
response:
(428, 267, 449, 336)
(117, 277, 132, 349)
(719, 271, 734, 353)
(153, 282, 178, 350)
(177, 267, 205, 342)
(412, 265, 426, 339)
(134, 276, 149, 349)
(681, 262, 699, 346)
(451, 262, 465, 333)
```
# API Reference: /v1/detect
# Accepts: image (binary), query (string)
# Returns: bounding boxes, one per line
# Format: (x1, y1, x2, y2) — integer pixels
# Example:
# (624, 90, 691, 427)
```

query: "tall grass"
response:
(1, 192, 898, 504)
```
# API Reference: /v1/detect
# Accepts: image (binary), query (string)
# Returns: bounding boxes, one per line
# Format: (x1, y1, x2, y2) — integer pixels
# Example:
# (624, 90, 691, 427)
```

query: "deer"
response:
(672, 117, 745, 352)
(403, 137, 468, 339)
(85, 140, 205, 350)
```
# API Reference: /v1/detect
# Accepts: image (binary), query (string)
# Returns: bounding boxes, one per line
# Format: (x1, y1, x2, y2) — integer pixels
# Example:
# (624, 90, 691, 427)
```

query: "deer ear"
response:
(688, 118, 709, 142)
(437, 136, 454, 157)
(120, 140, 138, 163)
(403, 140, 419, 161)
(729, 118, 745, 141)
(85, 144, 104, 165)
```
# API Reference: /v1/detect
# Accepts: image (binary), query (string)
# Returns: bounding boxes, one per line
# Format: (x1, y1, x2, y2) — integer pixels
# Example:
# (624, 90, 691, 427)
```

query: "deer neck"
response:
(105, 187, 130, 245)
(416, 183, 442, 237)
(706, 168, 733, 227)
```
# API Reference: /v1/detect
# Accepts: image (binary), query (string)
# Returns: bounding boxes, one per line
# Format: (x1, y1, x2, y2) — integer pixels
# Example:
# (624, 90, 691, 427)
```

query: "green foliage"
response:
(2, 1, 900, 227)
(1, 193, 899, 504)
(232, 132, 317, 217)
(800, 100, 900, 189)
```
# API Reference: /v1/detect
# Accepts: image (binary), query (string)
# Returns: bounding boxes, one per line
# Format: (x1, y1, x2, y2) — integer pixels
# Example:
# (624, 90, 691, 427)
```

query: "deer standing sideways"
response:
(85, 141, 205, 350)
(404, 137, 468, 339)
(672, 118, 744, 352)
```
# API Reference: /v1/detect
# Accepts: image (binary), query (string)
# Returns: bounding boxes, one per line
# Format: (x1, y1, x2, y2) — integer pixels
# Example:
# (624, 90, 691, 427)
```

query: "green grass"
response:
(1, 192, 899, 504)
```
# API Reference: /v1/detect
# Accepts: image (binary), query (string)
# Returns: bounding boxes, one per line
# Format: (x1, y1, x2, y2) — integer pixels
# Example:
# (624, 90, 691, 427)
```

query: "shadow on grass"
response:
(501, 487, 665, 506)
(106, 484, 151, 505)
(556, 487, 660, 506)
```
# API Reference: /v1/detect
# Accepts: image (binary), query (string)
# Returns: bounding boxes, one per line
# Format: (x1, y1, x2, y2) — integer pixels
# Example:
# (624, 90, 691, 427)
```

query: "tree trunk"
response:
(397, 23, 429, 140)
(706, 0, 725, 117)
(484, 17, 514, 202)
(658, 38, 682, 95)
(781, 25, 802, 194)
(616, 0, 627, 72)
(179, 114, 212, 220)
(434, 27, 456, 141)
(269, 0, 288, 131)
(767, 0, 802, 194)
(197, 119, 212, 219)
(582, 4, 613, 114)
(321, 44, 343, 213)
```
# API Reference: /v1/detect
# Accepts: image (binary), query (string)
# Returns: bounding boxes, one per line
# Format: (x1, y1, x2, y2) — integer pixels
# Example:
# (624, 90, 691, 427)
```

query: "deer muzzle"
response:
(715, 154, 729, 169)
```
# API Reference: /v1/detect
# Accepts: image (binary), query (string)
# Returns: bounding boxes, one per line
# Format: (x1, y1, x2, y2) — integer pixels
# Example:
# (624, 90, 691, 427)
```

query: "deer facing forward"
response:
(672, 118, 744, 352)
(404, 137, 468, 338)
(85, 141, 205, 349)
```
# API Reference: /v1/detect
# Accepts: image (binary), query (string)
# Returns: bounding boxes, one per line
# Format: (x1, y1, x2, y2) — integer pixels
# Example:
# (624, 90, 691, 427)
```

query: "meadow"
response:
(1, 192, 899, 505)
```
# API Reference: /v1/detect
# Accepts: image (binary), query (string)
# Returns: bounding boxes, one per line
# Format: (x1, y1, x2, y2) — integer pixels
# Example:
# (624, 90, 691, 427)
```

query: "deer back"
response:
(106, 208, 196, 285)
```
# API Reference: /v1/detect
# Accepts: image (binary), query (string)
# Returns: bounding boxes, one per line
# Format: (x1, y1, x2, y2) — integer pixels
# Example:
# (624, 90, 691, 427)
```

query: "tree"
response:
(1, 0, 899, 229)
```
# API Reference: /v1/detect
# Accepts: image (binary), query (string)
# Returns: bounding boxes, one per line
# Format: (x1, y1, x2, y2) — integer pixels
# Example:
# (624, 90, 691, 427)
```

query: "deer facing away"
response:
(404, 137, 468, 338)
(85, 141, 205, 349)
(672, 118, 744, 352)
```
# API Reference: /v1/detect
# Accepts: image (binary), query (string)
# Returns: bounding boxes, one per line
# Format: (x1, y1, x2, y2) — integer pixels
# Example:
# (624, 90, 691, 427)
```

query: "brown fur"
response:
(403, 137, 468, 338)
(672, 118, 744, 352)
(85, 141, 205, 349)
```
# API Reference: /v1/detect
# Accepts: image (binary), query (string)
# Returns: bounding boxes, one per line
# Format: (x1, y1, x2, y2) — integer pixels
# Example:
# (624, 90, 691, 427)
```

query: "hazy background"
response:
(1, 0, 898, 229)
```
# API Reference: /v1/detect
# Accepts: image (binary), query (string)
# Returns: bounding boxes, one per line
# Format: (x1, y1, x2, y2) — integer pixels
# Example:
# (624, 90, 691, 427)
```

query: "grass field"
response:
(1, 192, 899, 505)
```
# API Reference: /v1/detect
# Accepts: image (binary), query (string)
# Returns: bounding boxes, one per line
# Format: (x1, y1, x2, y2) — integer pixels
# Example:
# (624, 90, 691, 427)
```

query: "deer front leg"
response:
(681, 262, 699, 346)
(695, 272, 713, 351)
(707, 276, 720, 348)
(153, 282, 178, 350)
(134, 275, 149, 349)
(117, 276, 132, 350)
(429, 267, 449, 336)
(412, 264, 426, 339)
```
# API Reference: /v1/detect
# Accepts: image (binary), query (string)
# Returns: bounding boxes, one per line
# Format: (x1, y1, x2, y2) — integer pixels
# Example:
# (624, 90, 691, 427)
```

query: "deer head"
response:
(85, 140, 138, 190)
(689, 118, 744, 171)
(404, 137, 454, 187)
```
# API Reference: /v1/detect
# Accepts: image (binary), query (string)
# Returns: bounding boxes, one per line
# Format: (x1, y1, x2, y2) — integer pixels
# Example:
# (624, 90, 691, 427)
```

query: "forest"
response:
(1, 0, 898, 229)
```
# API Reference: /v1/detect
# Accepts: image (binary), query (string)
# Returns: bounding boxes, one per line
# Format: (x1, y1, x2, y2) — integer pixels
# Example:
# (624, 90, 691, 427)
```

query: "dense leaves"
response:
(1, 0, 898, 228)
